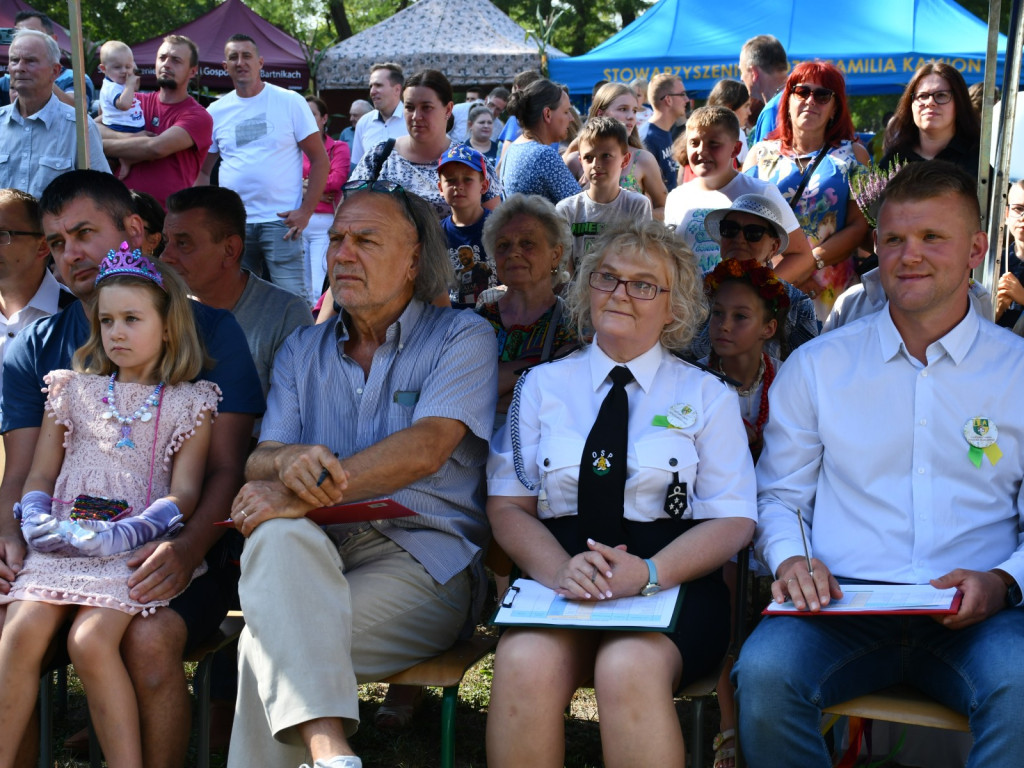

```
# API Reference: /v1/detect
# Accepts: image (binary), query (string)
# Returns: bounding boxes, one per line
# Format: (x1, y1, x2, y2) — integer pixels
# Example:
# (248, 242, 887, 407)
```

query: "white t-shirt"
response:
(663, 173, 800, 273)
(556, 189, 653, 270)
(208, 83, 319, 223)
(99, 77, 144, 130)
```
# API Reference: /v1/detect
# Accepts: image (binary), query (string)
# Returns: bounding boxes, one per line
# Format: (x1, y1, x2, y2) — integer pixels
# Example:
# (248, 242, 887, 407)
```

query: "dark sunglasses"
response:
(718, 221, 771, 243)
(790, 85, 835, 105)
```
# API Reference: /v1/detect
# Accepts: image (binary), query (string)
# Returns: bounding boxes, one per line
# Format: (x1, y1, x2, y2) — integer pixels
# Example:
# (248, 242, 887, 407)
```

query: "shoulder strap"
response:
(369, 138, 396, 183)
(788, 145, 830, 210)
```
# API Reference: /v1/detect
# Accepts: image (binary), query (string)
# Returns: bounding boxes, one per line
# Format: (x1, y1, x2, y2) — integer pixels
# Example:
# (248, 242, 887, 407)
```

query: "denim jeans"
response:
(733, 609, 1024, 767)
(243, 220, 306, 299)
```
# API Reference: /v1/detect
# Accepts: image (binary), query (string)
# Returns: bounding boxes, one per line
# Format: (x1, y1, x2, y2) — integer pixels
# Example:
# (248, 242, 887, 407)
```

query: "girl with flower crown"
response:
(702, 257, 789, 461)
(0, 245, 220, 768)
(699, 256, 790, 768)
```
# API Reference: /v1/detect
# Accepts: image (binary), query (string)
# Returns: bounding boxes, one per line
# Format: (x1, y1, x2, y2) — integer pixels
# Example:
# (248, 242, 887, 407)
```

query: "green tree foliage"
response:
(31, 0, 217, 45)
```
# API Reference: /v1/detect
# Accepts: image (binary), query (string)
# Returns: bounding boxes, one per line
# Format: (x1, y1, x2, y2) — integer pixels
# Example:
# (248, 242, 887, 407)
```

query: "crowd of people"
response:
(0, 13, 1021, 768)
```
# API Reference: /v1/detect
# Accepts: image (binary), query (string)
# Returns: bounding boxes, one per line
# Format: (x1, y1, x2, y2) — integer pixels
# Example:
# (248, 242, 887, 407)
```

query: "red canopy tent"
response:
(131, 0, 309, 92)
(0, 0, 73, 75)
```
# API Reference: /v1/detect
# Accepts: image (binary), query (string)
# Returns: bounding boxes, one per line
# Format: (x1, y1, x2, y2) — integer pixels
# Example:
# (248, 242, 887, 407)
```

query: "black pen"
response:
(316, 452, 340, 487)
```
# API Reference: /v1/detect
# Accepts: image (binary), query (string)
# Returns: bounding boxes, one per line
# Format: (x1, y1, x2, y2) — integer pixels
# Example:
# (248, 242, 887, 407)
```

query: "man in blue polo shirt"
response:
(0, 170, 264, 768)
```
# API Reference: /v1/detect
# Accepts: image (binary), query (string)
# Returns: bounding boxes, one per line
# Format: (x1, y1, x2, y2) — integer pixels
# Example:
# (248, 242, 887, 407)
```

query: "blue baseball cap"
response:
(438, 144, 487, 175)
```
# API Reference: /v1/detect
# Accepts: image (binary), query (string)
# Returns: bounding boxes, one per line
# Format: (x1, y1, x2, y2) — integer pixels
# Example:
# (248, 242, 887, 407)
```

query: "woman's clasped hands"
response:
(552, 538, 650, 601)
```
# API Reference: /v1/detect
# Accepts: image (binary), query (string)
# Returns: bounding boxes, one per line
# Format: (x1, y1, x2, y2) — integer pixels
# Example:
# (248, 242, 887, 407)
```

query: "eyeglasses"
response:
(1009, 205, 1024, 219)
(718, 221, 772, 243)
(589, 271, 668, 301)
(790, 85, 835, 105)
(0, 229, 42, 246)
(664, 91, 689, 101)
(913, 89, 952, 105)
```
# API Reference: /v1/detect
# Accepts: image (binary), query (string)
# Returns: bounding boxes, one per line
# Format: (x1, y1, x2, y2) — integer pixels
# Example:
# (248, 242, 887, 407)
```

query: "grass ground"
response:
(44, 643, 720, 768)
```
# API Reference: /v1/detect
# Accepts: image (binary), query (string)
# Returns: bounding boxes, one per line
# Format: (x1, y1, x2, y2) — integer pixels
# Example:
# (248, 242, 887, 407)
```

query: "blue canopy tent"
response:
(549, 0, 1009, 96)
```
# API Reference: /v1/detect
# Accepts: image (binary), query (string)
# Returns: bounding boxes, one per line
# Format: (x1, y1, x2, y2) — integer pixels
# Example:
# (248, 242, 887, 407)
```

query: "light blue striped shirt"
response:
(0, 94, 110, 198)
(260, 298, 498, 585)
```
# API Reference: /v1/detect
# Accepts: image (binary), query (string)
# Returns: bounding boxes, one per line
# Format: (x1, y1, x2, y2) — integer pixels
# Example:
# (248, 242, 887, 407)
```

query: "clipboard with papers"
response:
(763, 583, 963, 616)
(492, 577, 685, 631)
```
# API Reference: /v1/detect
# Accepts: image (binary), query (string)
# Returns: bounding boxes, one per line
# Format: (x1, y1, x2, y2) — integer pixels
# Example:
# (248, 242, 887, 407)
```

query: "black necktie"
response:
(577, 365, 633, 552)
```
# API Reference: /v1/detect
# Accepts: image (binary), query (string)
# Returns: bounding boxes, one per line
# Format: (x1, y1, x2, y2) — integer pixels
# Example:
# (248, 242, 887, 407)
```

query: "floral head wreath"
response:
(96, 242, 165, 290)
(704, 258, 790, 317)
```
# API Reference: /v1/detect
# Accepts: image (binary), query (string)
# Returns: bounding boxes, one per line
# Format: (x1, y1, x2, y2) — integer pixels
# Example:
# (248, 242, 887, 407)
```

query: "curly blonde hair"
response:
(568, 220, 707, 352)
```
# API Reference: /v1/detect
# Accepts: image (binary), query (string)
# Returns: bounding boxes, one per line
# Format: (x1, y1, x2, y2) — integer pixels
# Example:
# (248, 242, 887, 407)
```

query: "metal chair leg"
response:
(439, 685, 457, 768)
(194, 654, 214, 768)
(691, 696, 705, 768)
(38, 673, 53, 768)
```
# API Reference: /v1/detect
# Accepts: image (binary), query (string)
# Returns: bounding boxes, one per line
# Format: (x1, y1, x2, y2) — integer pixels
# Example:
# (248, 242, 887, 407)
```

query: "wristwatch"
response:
(640, 558, 661, 596)
(1007, 579, 1022, 608)
(813, 251, 826, 271)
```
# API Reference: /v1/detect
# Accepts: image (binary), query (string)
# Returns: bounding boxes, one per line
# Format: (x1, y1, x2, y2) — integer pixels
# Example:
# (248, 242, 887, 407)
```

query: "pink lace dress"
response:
(0, 370, 220, 615)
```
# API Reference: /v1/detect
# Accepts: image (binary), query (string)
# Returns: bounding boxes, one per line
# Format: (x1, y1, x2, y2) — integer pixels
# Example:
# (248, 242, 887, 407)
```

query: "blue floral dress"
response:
(747, 140, 864, 319)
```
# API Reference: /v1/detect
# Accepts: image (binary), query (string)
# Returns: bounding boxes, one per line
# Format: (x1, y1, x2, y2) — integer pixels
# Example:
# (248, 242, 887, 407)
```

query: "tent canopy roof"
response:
(0, 0, 72, 68)
(549, 0, 1009, 96)
(131, 0, 308, 91)
(318, 0, 565, 90)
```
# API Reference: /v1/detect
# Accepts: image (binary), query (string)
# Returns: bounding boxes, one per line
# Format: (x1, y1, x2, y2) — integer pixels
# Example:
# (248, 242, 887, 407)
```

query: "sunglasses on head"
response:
(790, 85, 835, 105)
(718, 221, 771, 243)
(341, 179, 407, 201)
(340, 180, 423, 241)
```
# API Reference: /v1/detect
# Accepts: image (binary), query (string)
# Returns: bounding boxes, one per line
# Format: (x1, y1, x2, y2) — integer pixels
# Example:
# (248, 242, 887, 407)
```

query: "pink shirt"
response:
(303, 134, 350, 215)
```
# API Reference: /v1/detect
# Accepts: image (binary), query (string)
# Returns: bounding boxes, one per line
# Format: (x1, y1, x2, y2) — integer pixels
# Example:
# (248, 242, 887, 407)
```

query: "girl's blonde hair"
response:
(73, 259, 211, 385)
(589, 82, 644, 150)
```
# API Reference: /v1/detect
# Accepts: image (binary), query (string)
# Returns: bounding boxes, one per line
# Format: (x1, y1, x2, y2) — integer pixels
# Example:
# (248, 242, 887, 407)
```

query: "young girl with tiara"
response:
(699, 257, 789, 768)
(0, 244, 220, 768)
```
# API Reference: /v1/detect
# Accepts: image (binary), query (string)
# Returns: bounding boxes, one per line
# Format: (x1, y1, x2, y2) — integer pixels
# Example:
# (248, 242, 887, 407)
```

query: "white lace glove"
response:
(65, 499, 183, 557)
(15, 491, 64, 552)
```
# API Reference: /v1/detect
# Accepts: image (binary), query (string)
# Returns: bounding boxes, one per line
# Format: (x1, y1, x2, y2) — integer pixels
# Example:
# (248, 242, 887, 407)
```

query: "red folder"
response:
(215, 498, 416, 527)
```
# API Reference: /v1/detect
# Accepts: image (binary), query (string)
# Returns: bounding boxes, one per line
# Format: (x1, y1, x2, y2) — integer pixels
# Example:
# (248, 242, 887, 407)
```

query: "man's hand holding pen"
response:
(772, 556, 844, 612)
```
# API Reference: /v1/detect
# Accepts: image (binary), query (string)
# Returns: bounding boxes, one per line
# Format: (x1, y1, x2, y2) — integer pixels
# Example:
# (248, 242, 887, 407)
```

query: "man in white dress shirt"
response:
(349, 62, 407, 170)
(734, 160, 1024, 768)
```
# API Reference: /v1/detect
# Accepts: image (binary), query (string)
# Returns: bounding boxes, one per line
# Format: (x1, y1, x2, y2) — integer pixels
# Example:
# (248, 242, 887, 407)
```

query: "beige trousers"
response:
(226, 519, 471, 768)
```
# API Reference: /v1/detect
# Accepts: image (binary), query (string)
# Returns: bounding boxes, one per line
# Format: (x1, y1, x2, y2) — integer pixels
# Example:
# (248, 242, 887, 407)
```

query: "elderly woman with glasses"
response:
(485, 219, 756, 768)
(880, 62, 980, 179)
(743, 61, 870, 320)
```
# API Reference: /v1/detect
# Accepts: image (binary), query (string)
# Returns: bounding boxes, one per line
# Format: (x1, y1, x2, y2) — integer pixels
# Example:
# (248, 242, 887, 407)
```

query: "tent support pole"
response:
(982, 0, 1024, 316)
(977, 0, 1002, 224)
(65, 0, 89, 169)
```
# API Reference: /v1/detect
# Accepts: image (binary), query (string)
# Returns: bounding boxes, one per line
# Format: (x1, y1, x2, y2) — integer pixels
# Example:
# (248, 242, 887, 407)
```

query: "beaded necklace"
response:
(711, 352, 775, 439)
(100, 372, 165, 449)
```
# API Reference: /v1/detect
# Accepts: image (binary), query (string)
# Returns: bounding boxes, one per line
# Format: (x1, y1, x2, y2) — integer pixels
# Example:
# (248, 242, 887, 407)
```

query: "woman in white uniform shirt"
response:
(485, 220, 757, 767)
